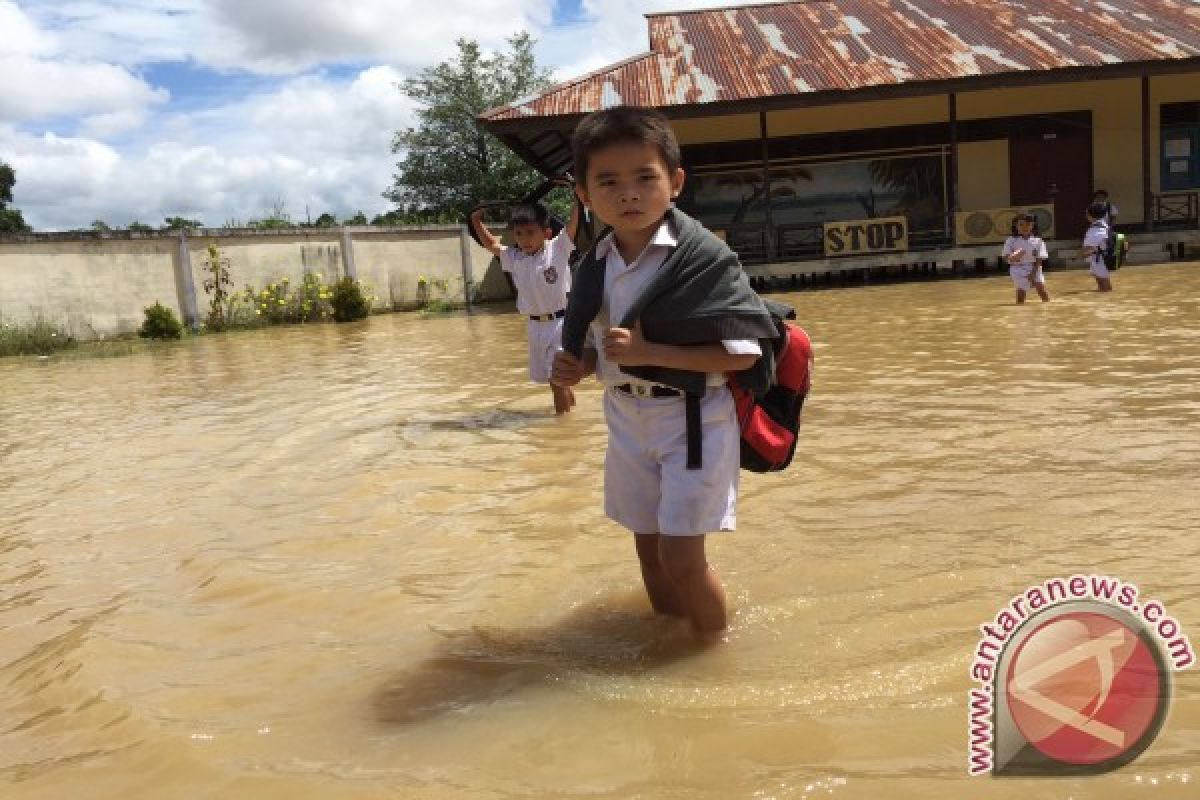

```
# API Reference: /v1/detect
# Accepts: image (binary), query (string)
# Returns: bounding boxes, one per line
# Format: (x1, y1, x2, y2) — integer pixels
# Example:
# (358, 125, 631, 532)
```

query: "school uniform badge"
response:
(544, 266, 558, 284)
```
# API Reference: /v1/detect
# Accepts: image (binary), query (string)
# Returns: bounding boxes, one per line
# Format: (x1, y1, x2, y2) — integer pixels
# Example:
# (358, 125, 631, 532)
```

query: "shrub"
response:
(139, 302, 184, 339)
(332, 277, 370, 322)
(0, 315, 74, 357)
(201, 244, 233, 331)
(225, 272, 333, 327)
(416, 275, 457, 312)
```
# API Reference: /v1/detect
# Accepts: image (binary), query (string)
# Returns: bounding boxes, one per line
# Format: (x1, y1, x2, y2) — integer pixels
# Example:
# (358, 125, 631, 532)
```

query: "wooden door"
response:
(1009, 127, 1092, 238)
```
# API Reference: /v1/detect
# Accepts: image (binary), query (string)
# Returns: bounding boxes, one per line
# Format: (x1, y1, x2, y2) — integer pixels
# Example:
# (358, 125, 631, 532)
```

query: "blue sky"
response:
(0, 0, 739, 231)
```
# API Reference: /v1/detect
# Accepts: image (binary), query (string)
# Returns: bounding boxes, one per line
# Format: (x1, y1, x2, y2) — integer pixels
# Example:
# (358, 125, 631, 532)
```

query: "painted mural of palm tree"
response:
(715, 166, 813, 257)
(867, 157, 945, 230)
(718, 166, 814, 224)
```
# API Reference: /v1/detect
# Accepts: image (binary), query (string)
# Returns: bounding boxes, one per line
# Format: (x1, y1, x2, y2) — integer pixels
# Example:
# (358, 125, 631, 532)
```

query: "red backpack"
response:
(730, 300, 813, 473)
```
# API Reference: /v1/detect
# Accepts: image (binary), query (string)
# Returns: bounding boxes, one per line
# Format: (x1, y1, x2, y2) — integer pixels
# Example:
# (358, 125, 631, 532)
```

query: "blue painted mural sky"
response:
(0, 0, 747, 230)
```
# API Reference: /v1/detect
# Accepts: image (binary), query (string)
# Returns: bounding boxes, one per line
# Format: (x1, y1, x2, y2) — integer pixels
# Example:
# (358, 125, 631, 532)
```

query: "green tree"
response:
(372, 205, 458, 225)
(128, 221, 155, 232)
(313, 212, 339, 227)
(0, 162, 15, 207)
(344, 211, 368, 225)
(385, 34, 554, 219)
(91, 220, 112, 233)
(163, 216, 203, 230)
(249, 215, 293, 229)
(249, 198, 293, 229)
(0, 161, 31, 233)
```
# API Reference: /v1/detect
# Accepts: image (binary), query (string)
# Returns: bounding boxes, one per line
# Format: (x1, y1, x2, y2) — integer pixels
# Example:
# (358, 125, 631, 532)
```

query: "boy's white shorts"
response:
(1089, 261, 1111, 279)
(526, 317, 564, 383)
(1009, 264, 1045, 291)
(602, 384, 739, 536)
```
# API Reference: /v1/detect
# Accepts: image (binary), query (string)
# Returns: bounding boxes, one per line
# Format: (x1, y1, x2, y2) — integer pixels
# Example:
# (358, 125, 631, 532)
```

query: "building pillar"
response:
(759, 110, 774, 263)
(1142, 74, 1154, 232)
(340, 228, 358, 280)
(174, 230, 200, 330)
(948, 92, 959, 241)
(459, 226, 474, 310)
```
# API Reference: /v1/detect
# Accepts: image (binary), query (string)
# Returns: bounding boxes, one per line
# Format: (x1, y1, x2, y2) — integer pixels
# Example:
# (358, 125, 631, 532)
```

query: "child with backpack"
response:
(551, 106, 793, 643)
(1082, 202, 1116, 292)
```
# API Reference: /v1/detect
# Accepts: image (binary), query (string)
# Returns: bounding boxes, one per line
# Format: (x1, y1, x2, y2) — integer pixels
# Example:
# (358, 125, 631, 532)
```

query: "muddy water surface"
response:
(2, 264, 1198, 798)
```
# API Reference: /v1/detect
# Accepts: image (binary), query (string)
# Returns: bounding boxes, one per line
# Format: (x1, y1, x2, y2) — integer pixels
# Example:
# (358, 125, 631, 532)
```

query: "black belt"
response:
(529, 309, 566, 321)
(613, 383, 682, 398)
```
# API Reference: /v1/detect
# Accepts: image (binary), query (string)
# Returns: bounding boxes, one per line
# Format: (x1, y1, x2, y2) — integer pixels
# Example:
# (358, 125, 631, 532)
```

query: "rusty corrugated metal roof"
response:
(481, 0, 1200, 120)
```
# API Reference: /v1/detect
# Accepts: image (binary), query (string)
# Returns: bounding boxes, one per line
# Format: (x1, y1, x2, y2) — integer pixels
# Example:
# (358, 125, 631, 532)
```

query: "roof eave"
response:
(480, 54, 1200, 137)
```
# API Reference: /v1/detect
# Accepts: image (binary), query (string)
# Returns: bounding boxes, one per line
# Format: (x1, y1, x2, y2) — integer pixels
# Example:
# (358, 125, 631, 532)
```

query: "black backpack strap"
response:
(685, 391, 703, 470)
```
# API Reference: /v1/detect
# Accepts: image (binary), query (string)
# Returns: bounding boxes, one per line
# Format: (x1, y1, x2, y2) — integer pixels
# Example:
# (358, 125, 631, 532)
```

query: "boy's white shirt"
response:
(584, 217, 761, 390)
(1082, 221, 1109, 268)
(499, 231, 574, 316)
(1002, 234, 1048, 268)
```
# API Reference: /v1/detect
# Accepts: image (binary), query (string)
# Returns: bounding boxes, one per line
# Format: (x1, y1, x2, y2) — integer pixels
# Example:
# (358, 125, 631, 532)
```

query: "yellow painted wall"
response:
(958, 78, 1144, 222)
(672, 114, 759, 145)
(767, 95, 947, 137)
(1150, 73, 1200, 194)
(958, 140, 1010, 211)
(669, 72, 1200, 225)
(673, 96, 952, 144)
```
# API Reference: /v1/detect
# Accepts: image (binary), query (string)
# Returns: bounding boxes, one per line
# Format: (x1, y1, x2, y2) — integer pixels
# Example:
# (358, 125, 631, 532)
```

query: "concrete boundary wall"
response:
(0, 226, 507, 339)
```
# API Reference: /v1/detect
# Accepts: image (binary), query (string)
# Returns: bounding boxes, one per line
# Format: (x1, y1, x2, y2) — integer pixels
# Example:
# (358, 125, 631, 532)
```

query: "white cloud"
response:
(80, 108, 153, 138)
(12, 1, 215, 67)
(0, 55, 167, 122)
(1, 66, 416, 230)
(0, 0, 54, 57)
(0, 0, 767, 231)
(205, 0, 555, 73)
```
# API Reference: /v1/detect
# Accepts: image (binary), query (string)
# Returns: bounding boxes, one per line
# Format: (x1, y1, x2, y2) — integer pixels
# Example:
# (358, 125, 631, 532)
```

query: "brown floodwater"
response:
(2, 263, 1198, 799)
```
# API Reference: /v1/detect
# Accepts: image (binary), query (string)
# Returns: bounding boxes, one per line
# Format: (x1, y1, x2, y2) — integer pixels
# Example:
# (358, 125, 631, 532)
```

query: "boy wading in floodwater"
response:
(471, 198, 581, 414)
(1082, 201, 1116, 293)
(552, 107, 778, 643)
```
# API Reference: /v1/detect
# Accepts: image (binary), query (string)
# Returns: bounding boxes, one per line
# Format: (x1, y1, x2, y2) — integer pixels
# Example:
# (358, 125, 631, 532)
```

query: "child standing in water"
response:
(1002, 213, 1050, 304)
(471, 199, 580, 413)
(551, 107, 778, 642)
(1082, 202, 1115, 292)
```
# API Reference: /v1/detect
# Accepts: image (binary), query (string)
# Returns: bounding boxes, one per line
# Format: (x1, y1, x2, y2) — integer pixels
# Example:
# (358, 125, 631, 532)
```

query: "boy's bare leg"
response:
(658, 534, 727, 640)
(634, 533, 685, 616)
(551, 384, 574, 414)
(1015, 288, 1027, 304)
(1096, 277, 1113, 292)
(1035, 282, 1050, 302)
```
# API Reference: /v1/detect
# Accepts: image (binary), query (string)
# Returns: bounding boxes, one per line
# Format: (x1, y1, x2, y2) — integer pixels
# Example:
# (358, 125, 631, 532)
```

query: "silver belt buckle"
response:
(632, 384, 651, 398)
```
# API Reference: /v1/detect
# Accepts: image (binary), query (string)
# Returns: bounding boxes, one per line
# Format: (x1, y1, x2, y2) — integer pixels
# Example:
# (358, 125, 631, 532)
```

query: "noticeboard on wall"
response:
(954, 205, 1056, 245)
(823, 216, 908, 256)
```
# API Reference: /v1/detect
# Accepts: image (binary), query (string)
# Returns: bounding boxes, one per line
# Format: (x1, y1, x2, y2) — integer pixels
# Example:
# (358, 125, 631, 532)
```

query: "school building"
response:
(480, 0, 1200, 280)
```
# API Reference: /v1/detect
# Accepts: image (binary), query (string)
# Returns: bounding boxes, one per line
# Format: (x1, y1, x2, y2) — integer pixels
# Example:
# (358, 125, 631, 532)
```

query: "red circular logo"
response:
(1005, 611, 1165, 766)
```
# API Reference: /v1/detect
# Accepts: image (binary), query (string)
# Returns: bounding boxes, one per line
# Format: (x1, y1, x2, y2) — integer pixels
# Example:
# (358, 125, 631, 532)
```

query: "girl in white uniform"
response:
(1002, 213, 1050, 304)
